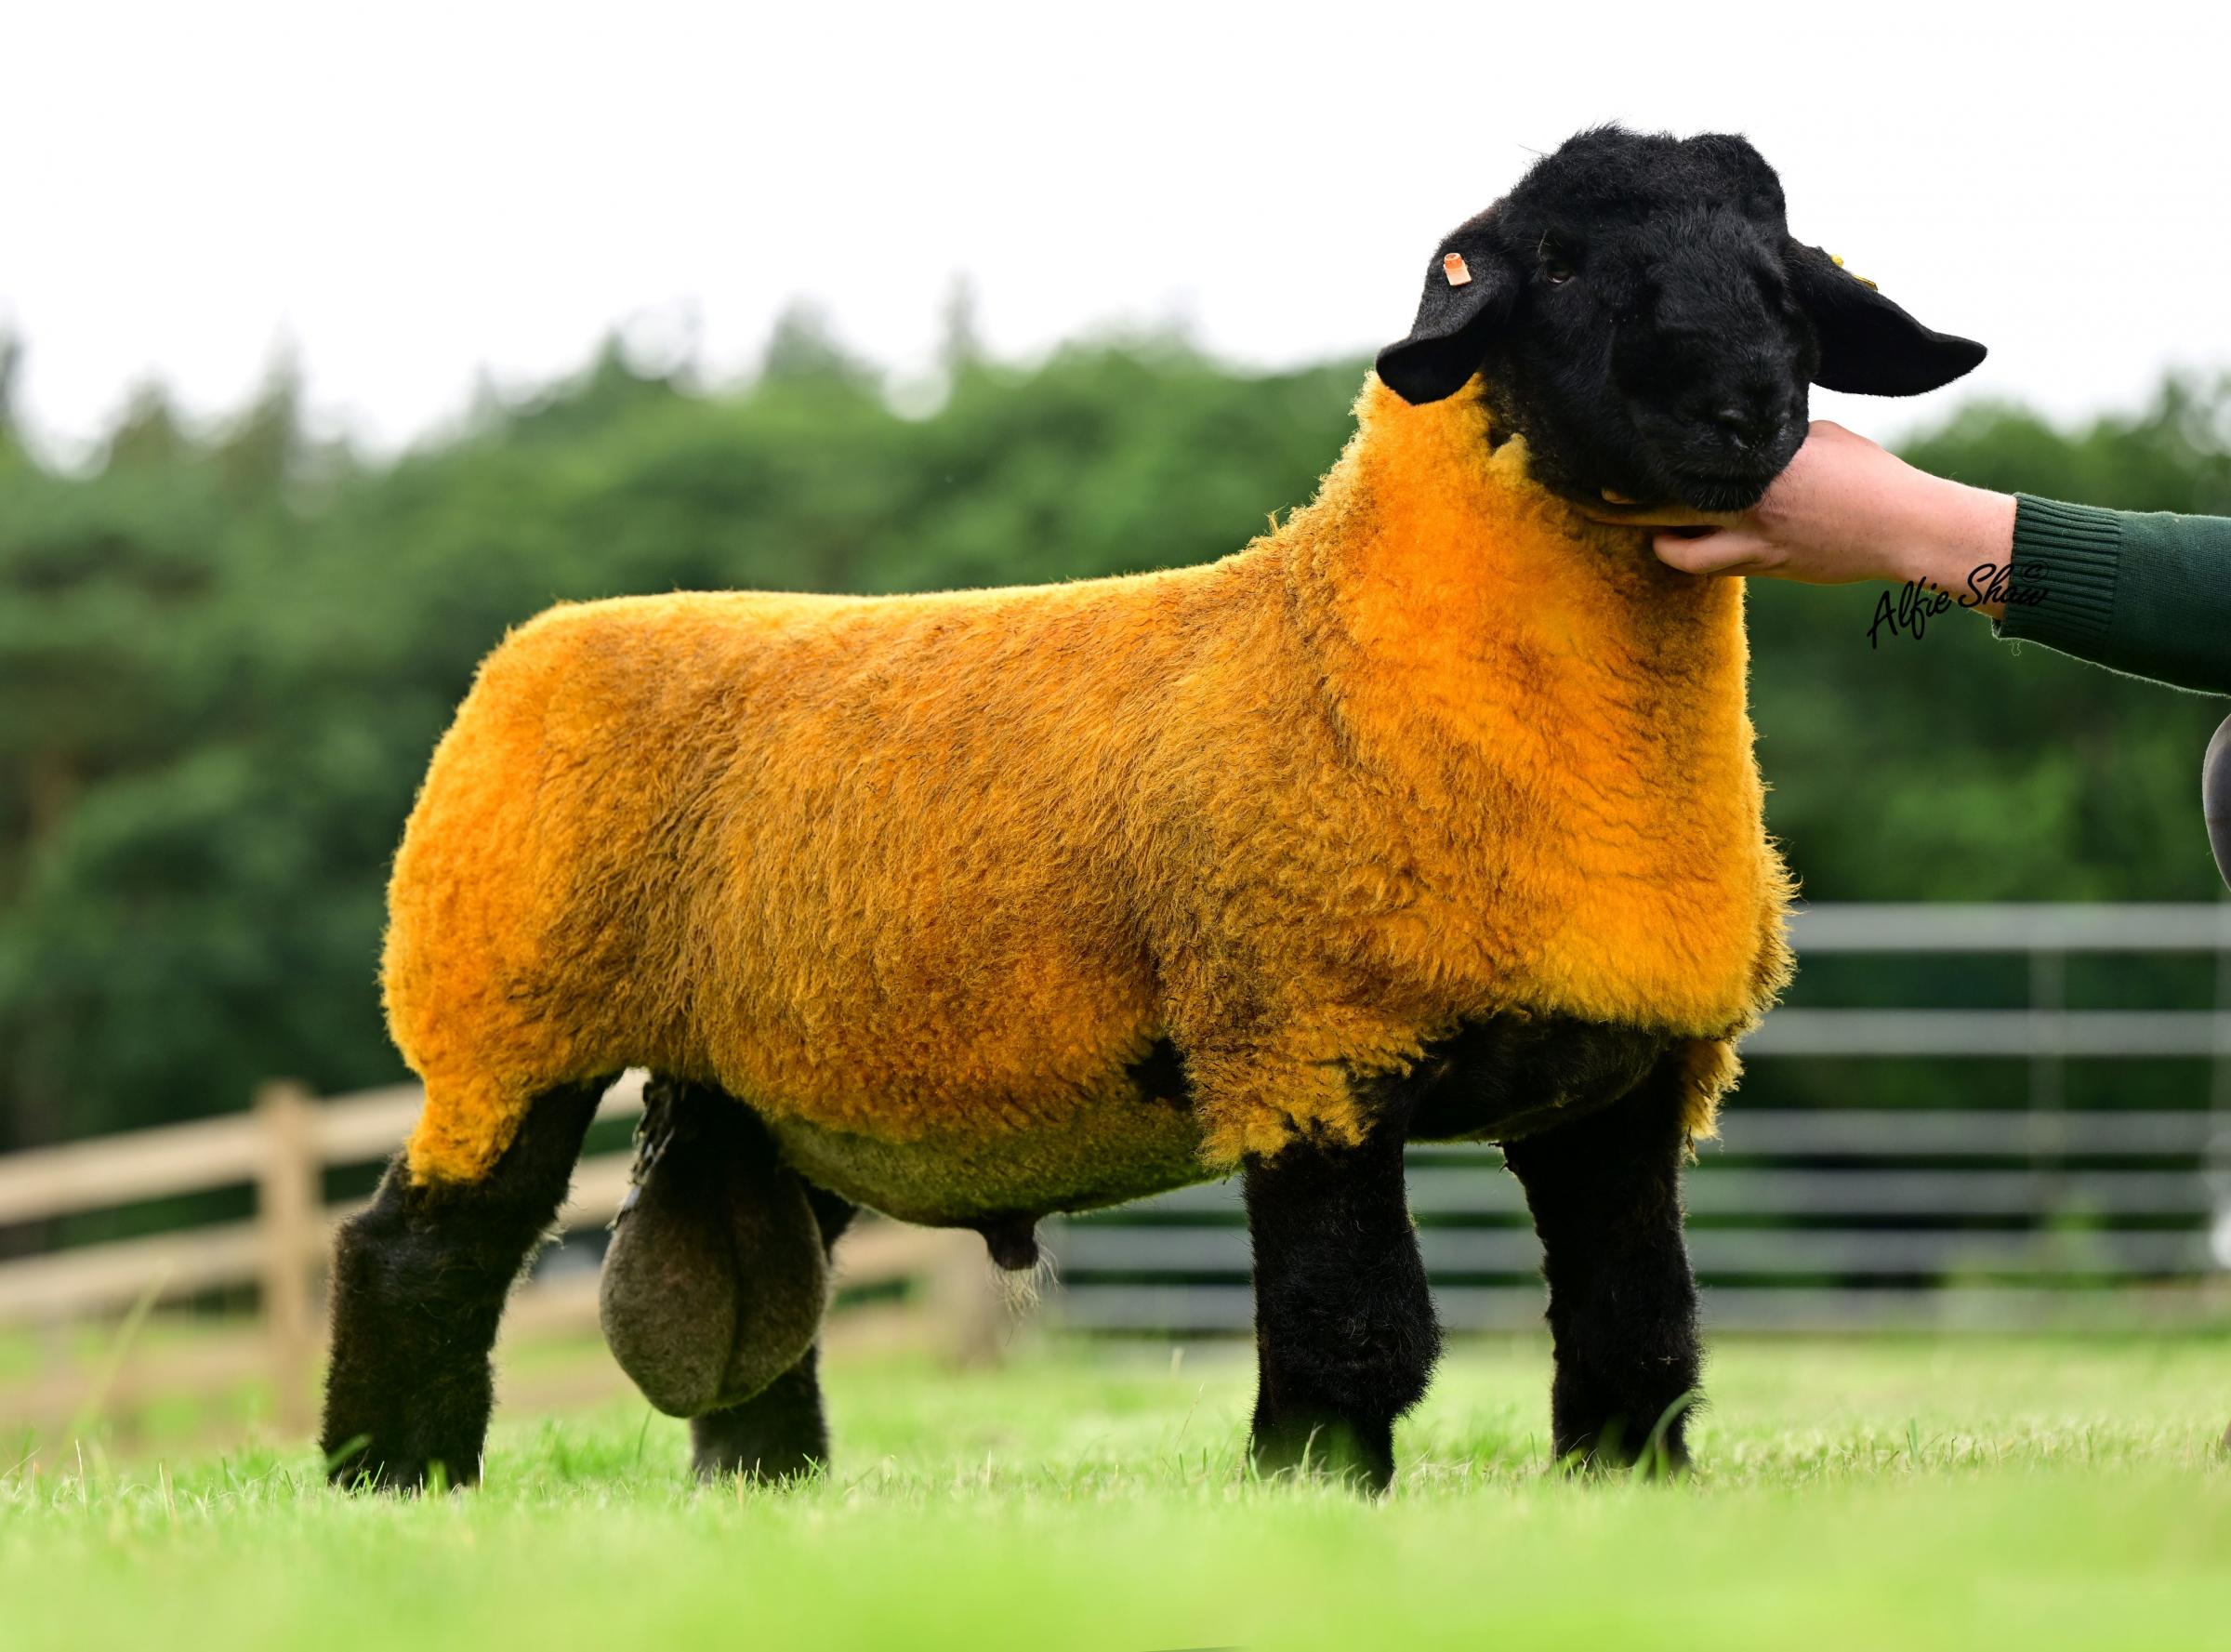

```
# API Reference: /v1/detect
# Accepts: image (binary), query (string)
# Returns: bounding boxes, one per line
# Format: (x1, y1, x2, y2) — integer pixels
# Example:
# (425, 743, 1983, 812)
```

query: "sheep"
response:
(322, 125, 1985, 1493)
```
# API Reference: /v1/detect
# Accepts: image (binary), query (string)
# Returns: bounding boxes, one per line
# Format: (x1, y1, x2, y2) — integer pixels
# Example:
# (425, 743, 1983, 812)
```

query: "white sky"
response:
(7, 1, 2229, 460)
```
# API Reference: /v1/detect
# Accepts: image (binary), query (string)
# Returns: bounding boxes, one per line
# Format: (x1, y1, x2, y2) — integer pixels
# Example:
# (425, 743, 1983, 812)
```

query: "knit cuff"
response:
(1991, 495, 2122, 655)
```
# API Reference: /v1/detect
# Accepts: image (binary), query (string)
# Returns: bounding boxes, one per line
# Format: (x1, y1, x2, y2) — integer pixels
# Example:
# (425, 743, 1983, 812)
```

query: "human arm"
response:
(1599, 421, 2231, 695)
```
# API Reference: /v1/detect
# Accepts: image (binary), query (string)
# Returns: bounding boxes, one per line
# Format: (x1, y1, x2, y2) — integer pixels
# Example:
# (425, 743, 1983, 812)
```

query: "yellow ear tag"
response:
(1828, 252, 1881, 292)
(1443, 252, 1472, 287)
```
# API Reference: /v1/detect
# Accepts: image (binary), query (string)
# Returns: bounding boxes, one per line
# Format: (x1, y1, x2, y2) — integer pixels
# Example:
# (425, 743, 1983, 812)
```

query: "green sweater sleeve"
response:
(1993, 496, 2231, 694)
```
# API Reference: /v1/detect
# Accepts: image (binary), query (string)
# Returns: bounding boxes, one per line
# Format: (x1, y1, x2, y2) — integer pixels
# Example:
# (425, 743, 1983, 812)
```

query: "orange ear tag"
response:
(1442, 252, 1472, 287)
(1828, 252, 1881, 292)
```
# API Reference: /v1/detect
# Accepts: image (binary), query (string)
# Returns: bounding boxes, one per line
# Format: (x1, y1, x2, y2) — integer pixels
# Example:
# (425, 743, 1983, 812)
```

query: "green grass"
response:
(6, 1337, 2230, 1650)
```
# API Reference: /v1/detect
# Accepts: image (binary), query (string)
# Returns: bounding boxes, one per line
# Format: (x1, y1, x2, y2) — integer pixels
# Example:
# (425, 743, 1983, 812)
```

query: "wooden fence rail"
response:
(1049, 902, 2231, 1336)
(5, 901, 2229, 1441)
(0, 1073, 1003, 1443)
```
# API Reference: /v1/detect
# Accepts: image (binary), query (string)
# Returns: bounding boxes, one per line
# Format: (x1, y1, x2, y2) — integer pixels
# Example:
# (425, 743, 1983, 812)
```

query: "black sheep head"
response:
(1377, 125, 1987, 511)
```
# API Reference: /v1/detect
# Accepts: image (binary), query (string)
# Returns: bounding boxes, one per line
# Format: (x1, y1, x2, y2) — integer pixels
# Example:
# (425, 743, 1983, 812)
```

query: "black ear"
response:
(1788, 242, 1986, 396)
(1375, 239, 1515, 405)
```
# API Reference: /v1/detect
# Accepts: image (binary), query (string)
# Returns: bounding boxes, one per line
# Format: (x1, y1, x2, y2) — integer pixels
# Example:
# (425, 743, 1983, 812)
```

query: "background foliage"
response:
(1, 323, 2225, 1150)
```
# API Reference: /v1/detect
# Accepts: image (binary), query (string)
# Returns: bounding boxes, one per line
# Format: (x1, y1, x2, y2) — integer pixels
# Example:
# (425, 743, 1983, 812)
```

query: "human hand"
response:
(1588, 421, 2019, 610)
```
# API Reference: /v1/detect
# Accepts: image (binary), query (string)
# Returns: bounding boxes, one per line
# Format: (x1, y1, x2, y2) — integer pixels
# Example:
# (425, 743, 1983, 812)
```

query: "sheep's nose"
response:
(1711, 403, 1785, 450)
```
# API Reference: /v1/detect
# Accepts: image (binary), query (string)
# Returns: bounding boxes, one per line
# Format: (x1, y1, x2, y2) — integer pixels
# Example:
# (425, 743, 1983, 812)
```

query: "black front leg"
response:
(1244, 1123, 1442, 1492)
(323, 1079, 607, 1490)
(1501, 1060, 1701, 1474)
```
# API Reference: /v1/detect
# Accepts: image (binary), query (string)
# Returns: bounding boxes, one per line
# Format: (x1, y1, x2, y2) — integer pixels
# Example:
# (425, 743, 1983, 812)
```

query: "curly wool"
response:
(383, 372, 1795, 1192)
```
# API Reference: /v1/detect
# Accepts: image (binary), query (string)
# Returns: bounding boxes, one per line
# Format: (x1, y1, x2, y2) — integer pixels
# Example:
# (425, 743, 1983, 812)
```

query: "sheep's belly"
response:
(765, 1087, 1212, 1226)
(762, 1015, 1679, 1226)
(1404, 1011, 1676, 1143)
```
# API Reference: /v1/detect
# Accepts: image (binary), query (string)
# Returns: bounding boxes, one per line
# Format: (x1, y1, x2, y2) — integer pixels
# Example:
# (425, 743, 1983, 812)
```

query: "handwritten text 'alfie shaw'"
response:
(1868, 563, 2048, 648)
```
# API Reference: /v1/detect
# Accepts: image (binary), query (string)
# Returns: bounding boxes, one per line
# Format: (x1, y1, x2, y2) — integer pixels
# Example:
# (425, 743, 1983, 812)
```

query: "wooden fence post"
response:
(255, 1080, 319, 1436)
(926, 1232, 1010, 1368)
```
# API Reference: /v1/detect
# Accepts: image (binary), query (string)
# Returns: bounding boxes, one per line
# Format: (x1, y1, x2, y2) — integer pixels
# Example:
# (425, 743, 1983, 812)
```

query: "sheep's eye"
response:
(1541, 256, 1576, 285)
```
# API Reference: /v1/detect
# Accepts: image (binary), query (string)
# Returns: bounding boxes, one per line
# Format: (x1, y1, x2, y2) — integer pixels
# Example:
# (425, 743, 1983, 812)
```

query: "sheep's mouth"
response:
(1603, 422, 1802, 513)
(1664, 468, 1779, 512)
(1660, 430, 1804, 511)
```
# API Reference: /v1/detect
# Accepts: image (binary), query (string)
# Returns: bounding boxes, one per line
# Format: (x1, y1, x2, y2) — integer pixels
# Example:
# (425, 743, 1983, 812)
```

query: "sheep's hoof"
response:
(325, 1449, 466, 1495)
(1250, 1414, 1394, 1494)
(1560, 1447, 1692, 1481)
(600, 1079, 828, 1419)
(689, 1357, 832, 1484)
(1555, 1422, 1692, 1480)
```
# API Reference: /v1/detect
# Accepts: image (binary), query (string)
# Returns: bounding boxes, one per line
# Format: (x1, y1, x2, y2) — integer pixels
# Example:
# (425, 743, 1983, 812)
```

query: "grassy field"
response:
(5, 1336, 2230, 1651)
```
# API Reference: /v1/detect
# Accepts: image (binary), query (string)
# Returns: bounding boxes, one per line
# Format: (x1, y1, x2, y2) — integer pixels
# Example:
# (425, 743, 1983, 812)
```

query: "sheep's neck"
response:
(1292, 376, 1754, 773)
(1275, 375, 1789, 1039)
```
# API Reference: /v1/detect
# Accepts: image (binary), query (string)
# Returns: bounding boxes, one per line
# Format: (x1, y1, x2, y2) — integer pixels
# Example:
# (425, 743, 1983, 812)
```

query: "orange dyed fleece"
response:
(384, 374, 1794, 1186)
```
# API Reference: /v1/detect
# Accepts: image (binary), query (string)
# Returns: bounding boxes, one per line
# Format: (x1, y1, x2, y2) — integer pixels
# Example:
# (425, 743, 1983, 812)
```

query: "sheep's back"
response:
(383, 566, 1265, 1175)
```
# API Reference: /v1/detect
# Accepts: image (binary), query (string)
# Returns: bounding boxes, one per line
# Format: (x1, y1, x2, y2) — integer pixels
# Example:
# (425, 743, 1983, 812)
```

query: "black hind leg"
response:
(690, 1183, 857, 1482)
(1501, 1058, 1701, 1474)
(322, 1079, 607, 1490)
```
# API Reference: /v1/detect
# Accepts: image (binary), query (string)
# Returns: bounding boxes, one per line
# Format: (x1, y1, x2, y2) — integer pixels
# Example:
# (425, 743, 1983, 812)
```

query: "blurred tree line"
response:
(0, 317, 2225, 1150)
